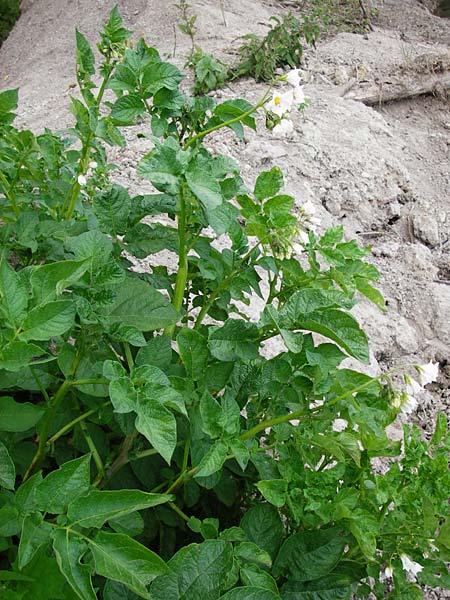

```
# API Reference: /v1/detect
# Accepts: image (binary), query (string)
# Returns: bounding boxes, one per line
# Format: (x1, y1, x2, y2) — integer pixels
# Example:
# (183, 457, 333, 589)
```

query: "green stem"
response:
(70, 378, 109, 386)
(47, 402, 109, 446)
(165, 187, 188, 338)
(168, 501, 190, 522)
(123, 342, 134, 370)
(80, 420, 105, 479)
(98, 430, 139, 487)
(183, 95, 270, 150)
(194, 241, 262, 329)
(23, 379, 72, 481)
(64, 60, 111, 220)
(0, 170, 19, 217)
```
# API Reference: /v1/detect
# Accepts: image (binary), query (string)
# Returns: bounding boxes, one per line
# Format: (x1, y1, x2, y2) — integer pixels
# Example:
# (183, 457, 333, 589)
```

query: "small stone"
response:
(412, 214, 440, 247)
(333, 66, 349, 85)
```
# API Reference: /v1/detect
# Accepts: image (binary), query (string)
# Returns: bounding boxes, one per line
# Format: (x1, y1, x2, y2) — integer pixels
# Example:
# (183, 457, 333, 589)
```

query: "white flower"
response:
(416, 361, 439, 386)
(332, 418, 348, 432)
(293, 85, 306, 105)
(77, 174, 87, 186)
(400, 554, 423, 578)
(297, 230, 310, 245)
(89, 160, 98, 169)
(286, 68, 302, 88)
(302, 200, 316, 216)
(405, 377, 422, 397)
(266, 89, 295, 117)
(428, 539, 439, 553)
(384, 565, 394, 578)
(401, 393, 417, 415)
(272, 119, 294, 137)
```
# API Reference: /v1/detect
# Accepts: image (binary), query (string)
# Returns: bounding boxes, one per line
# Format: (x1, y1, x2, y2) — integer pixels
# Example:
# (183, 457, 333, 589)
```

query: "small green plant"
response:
(187, 47, 229, 95)
(175, 0, 228, 95)
(175, 0, 197, 52)
(0, 7, 449, 600)
(0, 0, 20, 47)
(231, 13, 320, 83)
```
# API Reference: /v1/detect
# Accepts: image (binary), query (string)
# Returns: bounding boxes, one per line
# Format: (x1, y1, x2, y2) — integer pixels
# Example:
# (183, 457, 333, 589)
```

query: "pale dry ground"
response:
(1, 1, 449, 596)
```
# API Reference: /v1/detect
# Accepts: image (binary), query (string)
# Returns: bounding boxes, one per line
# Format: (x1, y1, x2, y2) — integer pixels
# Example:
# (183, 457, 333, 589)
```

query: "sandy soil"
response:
(1, 1, 449, 596)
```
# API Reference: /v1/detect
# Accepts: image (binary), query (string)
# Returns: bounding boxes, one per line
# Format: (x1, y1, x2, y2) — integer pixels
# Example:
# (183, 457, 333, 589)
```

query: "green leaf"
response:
(213, 99, 256, 137)
(256, 480, 288, 508)
(101, 6, 132, 47)
(431, 412, 447, 446)
(0, 341, 48, 372)
(347, 509, 378, 559)
(135, 397, 177, 464)
(0, 88, 19, 122)
(106, 278, 178, 331)
(0, 89, 18, 124)
(89, 531, 168, 599)
(240, 564, 279, 593)
(229, 439, 249, 471)
(220, 589, 280, 600)
(109, 377, 137, 414)
(142, 61, 184, 94)
(208, 319, 260, 362)
(0, 441, 15, 490)
(254, 167, 284, 201)
(0, 396, 44, 431)
(299, 309, 369, 364)
(264, 306, 304, 354)
(177, 328, 209, 381)
(30, 260, 89, 305)
(135, 336, 172, 369)
(111, 94, 145, 125)
(240, 504, 283, 560)
(354, 277, 386, 311)
(235, 542, 272, 569)
(67, 489, 173, 528)
(279, 572, 352, 599)
(281, 289, 355, 320)
(75, 30, 95, 79)
(273, 527, 346, 581)
(18, 512, 53, 569)
(0, 258, 28, 328)
(186, 166, 223, 212)
(138, 137, 186, 195)
(35, 454, 91, 514)
(20, 300, 76, 342)
(67, 230, 113, 265)
(195, 440, 229, 478)
(0, 504, 21, 535)
(200, 391, 224, 438)
(151, 540, 234, 600)
(93, 184, 131, 235)
(52, 528, 96, 600)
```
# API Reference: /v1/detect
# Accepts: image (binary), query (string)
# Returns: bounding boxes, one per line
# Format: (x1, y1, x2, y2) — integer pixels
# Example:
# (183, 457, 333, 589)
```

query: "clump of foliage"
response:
(231, 13, 320, 83)
(186, 48, 229, 95)
(0, 7, 449, 600)
(175, 0, 229, 95)
(0, 0, 20, 47)
(306, 0, 374, 34)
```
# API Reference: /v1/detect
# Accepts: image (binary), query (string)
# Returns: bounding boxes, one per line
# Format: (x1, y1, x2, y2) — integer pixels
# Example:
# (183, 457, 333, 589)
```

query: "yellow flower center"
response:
(274, 96, 281, 105)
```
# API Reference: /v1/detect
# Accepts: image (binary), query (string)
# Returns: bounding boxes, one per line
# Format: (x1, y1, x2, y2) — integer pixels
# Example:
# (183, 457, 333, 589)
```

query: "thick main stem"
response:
(23, 379, 72, 481)
(165, 189, 188, 337)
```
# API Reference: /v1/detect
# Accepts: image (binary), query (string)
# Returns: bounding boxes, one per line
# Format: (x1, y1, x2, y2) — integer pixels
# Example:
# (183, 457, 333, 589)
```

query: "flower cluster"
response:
(265, 69, 307, 137)
(391, 361, 439, 415)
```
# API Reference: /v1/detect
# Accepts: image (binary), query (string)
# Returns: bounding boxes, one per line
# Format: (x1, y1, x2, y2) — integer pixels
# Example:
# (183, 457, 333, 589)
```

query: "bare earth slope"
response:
(1, 4, 449, 595)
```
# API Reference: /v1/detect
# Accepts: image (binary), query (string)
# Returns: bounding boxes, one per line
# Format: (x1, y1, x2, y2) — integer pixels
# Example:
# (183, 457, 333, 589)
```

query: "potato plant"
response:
(0, 8, 449, 600)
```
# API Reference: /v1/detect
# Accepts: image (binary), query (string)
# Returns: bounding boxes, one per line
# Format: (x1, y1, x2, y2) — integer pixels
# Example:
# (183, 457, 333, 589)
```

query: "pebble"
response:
(412, 214, 440, 248)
